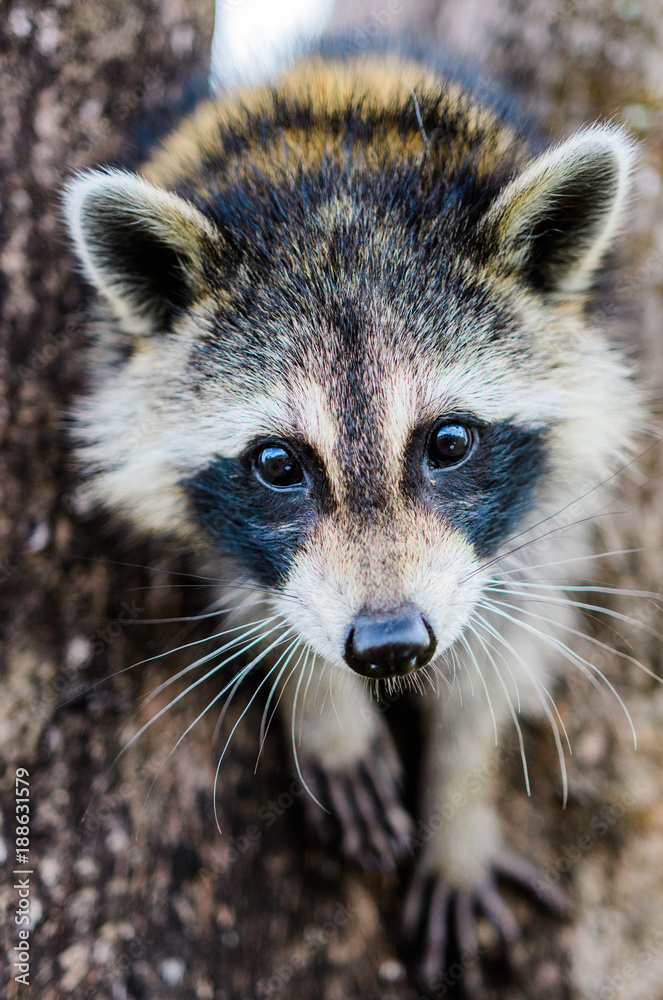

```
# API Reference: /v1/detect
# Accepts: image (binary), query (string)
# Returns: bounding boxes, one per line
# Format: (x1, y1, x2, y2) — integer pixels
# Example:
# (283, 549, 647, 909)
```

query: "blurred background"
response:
(1, 2, 663, 998)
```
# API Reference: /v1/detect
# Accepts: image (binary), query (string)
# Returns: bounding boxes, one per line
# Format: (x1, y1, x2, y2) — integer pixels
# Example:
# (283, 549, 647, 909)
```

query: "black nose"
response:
(344, 606, 436, 679)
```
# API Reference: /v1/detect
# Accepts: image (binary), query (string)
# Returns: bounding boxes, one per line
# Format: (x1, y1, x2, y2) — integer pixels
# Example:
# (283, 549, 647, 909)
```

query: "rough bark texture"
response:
(1, 1, 662, 998)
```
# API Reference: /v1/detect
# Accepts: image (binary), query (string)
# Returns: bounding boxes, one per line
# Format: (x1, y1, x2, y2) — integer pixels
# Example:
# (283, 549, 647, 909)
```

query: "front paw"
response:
(402, 849, 573, 994)
(302, 735, 414, 873)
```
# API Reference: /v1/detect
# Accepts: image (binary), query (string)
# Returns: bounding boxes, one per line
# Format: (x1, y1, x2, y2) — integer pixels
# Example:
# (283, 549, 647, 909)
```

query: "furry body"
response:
(65, 52, 640, 986)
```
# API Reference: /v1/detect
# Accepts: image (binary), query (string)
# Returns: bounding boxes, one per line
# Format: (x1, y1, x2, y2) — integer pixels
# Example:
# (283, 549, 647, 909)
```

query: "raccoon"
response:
(64, 50, 640, 987)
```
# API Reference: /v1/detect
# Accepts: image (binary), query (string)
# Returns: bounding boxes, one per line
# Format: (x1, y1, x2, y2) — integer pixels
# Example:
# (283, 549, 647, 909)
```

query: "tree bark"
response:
(2, 1, 663, 998)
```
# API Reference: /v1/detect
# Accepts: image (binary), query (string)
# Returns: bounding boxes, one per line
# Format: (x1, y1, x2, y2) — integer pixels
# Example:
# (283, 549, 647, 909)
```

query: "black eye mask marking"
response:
(185, 457, 310, 587)
(185, 441, 330, 588)
(407, 417, 550, 558)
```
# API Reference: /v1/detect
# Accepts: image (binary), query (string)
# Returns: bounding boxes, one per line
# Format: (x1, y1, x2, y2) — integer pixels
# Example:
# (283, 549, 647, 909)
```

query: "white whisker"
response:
(59, 613, 275, 708)
(469, 440, 661, 577)
(143, 617, 281, 704)
(256, 643, 309, 770)
(484, 587, 663, 645)
(472, 610, 570, 804)
(85, 620, 285, 824)
(481, 600, 638, 750)
(137, 652, 272, 835)
(299, 649, 318, 740)
(484, 595, 662, 686)
(420, 665, 438, 696)
(461, 511, 621, 585)
(290, 653, 327, 812)
(327, 669, 342, 726)
(429, 658, 452, 696)
(467, 620, 530, 795)
(486, 577, 660, 600)
(212, 628, 297, 833)
(458, 632, 498, 744)
(489, 550, 648, 579)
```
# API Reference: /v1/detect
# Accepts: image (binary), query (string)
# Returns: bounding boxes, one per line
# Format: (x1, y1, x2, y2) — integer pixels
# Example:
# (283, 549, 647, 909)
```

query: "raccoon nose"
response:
(344, 607, 436, 679)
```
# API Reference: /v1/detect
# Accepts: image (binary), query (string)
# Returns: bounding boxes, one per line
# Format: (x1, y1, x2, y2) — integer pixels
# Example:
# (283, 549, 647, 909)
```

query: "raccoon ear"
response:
(482, 127, 635, 295)
(64, 169, 222, 332)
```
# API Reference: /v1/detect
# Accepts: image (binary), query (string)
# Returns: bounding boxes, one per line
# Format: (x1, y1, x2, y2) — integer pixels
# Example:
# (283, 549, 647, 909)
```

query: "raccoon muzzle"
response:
(344, 605, 437, 679)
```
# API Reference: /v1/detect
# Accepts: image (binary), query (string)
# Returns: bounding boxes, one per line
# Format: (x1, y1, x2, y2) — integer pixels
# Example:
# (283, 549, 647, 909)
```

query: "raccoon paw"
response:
(303, 738, 413, 873)
(402, 850, 573, 993)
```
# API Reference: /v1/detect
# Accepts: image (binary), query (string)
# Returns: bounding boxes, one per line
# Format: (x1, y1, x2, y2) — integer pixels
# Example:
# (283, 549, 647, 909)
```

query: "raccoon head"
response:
(65, 123, 638, 682)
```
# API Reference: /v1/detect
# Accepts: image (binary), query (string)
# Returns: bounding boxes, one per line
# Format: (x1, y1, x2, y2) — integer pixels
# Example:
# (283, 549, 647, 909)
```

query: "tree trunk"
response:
(2, 1, 662, 998)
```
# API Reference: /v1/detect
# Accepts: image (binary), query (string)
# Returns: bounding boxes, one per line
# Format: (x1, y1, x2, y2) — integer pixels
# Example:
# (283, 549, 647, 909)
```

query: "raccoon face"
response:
(65, 122, 637, 681)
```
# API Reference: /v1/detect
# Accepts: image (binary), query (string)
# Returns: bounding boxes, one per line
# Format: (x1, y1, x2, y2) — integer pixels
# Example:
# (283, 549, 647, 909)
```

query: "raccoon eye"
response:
(428, 421, 474, 468)
(254, 445, 304, 489)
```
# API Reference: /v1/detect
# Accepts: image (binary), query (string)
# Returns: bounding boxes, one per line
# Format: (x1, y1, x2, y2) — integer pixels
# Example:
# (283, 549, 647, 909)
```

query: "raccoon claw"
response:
(403, 854, 572, 992)
(305, 749, 413, 873)
(403, 874, 501, 993)
(493, 850, 574, 919)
